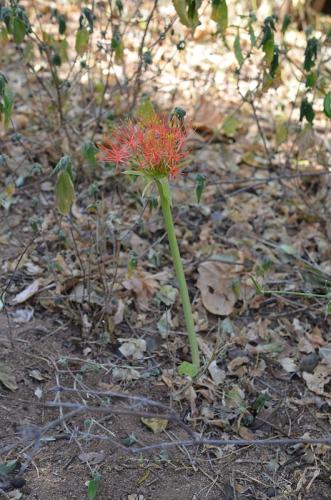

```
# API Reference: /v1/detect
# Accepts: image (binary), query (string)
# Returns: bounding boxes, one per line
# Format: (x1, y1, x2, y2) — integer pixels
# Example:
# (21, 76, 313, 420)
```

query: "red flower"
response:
(98, 113, 188, 178)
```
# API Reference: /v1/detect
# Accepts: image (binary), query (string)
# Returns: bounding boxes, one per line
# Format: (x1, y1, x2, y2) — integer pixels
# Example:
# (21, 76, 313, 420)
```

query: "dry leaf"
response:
(34, 387, 43, 399)
(118, 338, 146, 360)
(112, 367, 141, 382)
(238, 426, 255, 440)
(141, 417, 168, 433)
(0, 363, 18, 391)
(78, 451, 105, 465)
(302, 365, 331, 396)
(123, 269, 160, 309)
(192, 99, 223, 135)
(68, 283, 104, 306)
(29, 369, 44, 381)
(208, 360, 226, 385)
(9, 307, 34, 323)
(114, 298, 125, 325)
(279, 357, 298, 373)
(197, 261, 237, 315)
(12, 279, 40, 304)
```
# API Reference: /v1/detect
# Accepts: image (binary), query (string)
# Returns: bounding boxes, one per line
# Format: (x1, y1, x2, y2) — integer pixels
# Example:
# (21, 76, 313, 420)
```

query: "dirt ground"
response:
(1, 1, 331, 499)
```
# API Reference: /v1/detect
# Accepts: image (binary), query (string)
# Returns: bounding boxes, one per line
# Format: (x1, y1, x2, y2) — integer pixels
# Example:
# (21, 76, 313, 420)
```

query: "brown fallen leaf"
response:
(123, 269, 164, 309)
(302, 365, 331, 396)
(197, 261, 237, 316)
(78, 451, 105, 465)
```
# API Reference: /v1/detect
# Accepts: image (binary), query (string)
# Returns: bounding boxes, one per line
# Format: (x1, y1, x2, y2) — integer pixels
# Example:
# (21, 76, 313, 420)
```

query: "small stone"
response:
(299, 352, 320, 373)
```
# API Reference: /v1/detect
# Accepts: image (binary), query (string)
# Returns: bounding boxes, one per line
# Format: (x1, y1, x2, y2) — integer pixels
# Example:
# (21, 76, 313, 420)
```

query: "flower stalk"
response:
(157, 178, 200, 372)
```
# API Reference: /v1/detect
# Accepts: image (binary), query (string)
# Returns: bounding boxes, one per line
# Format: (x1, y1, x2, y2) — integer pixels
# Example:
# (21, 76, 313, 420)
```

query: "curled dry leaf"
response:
(302, 365, 331, 396)
(208, 360, 226, 385)
(118, 338, 147, 360)
(12, 279, 40, 304)
(123, 269, 160, 309)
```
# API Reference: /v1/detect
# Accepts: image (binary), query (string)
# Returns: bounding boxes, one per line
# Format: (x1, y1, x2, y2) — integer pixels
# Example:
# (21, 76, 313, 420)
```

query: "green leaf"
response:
(211, 0, 228, 33)
(52, 53, 61, 66)
(250, 275, 264, 295)
(0, 460, 18, 475)
(225, 387, 245, 409)
(81, 7, 94, 33)
(123, 169, 145, 177)
(122, 433, 137, 447)
(234, 32, 243, 66)
(128, 251, 138, 275)
(195, 174, 205, 203)
(58, 14, 66, 35)
(263, 36, 275, 66)
(300, 97, 314, 124)
(75, 27, 89, 55)
(0, 27, 9, 46)
(111, 33, 124, 64)
(248, 23, 256, 47)
(135, 98, 156, 123)
(178, 361, 198, 377)
(323, 92, 331, 119)
(53, 155, 73, 177)
(222, 114, 240, 137)
(87, 472, 101, 500)
(81, 140, 98, 166)
(256, 343, 283, 354)
(0, 73, 8, 97)
(252, 393, 268, 413)
(275, 118, 288, 145)
(172, 0, 201, 28)
(279, 243, 298, 255)
(55, 170, 75, 215)
(13, 17, 26, 44)
(269, 46, 279, 78)
(306, 71, 317, 89)
(304, 37, 318, 72)
(3, 88, 13, 128)
(116, 0, 124, 15)
(281, 14, 291, 34)
(59, 39, 69, 63)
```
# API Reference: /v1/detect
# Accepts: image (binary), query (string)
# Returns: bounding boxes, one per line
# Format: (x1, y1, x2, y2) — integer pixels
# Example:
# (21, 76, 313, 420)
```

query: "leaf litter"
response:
(1, 2, 331, 498)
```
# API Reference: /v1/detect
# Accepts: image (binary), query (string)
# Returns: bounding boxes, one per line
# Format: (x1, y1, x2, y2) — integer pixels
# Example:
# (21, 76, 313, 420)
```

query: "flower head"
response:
(98, 113, 188, 178)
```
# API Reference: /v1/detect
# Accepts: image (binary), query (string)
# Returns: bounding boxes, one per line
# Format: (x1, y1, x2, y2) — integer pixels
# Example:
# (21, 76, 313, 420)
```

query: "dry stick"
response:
(91, 52, 113, 140)
(0, 239, 35, 348)
(249, 99, 273, 167)
(2, 395, 330, 460)
(84, 434, 331, 454)
(130, 0, 159, 111)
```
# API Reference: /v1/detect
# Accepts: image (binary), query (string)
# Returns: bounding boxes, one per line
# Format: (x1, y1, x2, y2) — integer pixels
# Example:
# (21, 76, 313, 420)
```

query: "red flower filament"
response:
(98, 115, 188, 178)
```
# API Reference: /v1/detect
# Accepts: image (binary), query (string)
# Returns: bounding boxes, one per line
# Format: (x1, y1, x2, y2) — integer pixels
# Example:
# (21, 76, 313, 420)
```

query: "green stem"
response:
(157, 178, 200, 370)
